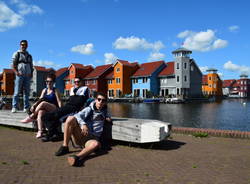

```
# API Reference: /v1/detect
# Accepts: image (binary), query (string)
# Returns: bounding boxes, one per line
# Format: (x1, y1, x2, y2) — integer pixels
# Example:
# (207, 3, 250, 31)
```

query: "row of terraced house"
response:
(1, 48, 250, 99)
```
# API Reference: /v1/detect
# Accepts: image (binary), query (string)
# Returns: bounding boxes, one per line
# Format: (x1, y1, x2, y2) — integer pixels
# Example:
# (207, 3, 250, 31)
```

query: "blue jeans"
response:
(12, 75, 31, 109)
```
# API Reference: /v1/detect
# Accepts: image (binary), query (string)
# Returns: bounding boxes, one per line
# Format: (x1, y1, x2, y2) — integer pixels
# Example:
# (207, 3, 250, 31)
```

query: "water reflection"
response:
(108, 99, 250, 131)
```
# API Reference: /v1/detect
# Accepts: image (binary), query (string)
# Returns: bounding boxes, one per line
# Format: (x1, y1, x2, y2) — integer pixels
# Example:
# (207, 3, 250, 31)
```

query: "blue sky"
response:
(1, 0, 250, 80)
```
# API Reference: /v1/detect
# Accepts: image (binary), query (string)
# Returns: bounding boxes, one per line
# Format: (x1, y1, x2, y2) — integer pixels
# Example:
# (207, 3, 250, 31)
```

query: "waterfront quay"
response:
(0, 126, 250, 184)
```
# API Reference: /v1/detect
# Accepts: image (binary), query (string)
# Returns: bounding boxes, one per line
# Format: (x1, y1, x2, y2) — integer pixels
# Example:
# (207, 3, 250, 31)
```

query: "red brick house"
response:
(83, 64, 113, 97)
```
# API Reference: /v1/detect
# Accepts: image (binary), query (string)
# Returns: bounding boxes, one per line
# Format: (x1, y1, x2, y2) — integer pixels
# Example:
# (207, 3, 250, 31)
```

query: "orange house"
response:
(64, 63, 94, 96)
(0, 69, 15, 95)
(202, 68, 223, 96)
(107, 60, 139, 98)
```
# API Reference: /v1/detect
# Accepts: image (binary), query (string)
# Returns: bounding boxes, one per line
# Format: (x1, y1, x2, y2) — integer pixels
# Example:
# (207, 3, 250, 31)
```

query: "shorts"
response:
(71, 123, 99, 148)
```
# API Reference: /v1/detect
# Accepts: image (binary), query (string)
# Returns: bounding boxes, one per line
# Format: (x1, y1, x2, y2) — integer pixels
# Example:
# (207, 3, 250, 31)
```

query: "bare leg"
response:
(76, 140, 100, 159)
(63, 116, 78, 147)
(33, 101, 57, 117)
(37, 110, 46, 132)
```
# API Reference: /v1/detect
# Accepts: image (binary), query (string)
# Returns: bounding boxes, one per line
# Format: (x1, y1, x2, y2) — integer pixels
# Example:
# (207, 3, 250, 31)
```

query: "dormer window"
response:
(116, 68, 120, 72)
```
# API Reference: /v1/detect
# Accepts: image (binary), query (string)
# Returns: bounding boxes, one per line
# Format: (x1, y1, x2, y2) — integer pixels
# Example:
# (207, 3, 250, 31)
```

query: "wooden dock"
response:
(0, 110, 172, 143)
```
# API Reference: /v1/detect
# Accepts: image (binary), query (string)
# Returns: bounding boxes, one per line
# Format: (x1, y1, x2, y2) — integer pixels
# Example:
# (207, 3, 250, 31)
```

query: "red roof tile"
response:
(33, 66, 47, 71)
(132, 61, 165, 77)
(56, 67, 68, 77)
(158, 62, 174, 76)
(105, 70, 114, 79)
(3, 69, 15, 74)
(84, 64, 112, 79)
(223, 79, 236, 88)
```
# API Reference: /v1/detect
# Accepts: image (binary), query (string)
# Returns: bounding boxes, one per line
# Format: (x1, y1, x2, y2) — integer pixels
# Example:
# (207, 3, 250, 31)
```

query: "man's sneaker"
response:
(11, 108, 17, 113)
(55, 146, 69, 156)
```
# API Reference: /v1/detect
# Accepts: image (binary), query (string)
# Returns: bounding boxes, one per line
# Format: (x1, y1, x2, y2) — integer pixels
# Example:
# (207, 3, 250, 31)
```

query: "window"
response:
(71, 70, 74, 74)
(71, 79, 74, 84)
(184, 75, 187, 82)
(133, 78, 138, 83)
(209, 76, 211, 80)
(177, 76, 180, 82)
(116, 78, 120, 84)
(184, 62, 187, 69)
(143, 77, 148, 83)
(108, 79, 112, 84)
(177, 63, 179, 69)
(93, 80, 96, 84)
(214, 84, 216, 88)
(86, 80, 89, 85)
(116, 68, 120, 72)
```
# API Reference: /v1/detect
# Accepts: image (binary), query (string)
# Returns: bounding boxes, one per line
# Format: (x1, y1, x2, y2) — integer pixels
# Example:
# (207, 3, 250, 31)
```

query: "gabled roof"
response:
(202, 75, 208, 85)
(132, 61, 165, 77)
(3, 69, 15, 74)
(84, 64, 112, 79)
(158, 62, 174, 77)
(56, 67, 68, 77)
(232, 80, 240, 88)
(33, 66, 47, 72)
(105, 70, 114, 79)
(68, 63, 85, 69)
(223, 79, 236, 88)
(113, 59, 138, 67)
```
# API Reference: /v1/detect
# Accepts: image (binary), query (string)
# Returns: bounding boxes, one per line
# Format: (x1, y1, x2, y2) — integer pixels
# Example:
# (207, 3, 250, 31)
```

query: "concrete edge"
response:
(172, 127, 250, 139)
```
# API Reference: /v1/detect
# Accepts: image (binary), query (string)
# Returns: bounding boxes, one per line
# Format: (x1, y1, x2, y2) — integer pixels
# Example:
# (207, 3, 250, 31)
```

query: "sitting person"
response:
(41, 76, 89, 142)
(20, 73, 62, 138)
(55, 92, 111, 167)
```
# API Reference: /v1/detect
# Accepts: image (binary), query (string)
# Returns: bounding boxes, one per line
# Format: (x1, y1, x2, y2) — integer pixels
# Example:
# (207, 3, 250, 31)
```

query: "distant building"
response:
(202, 68, 223, 96)
(222, 79, 236, 96)
(238, 74, 250, 97)
(131, 60, 166, 98)
(107, 60, 139, 98)
(83, 64, 113, 96)
(55, 67, 68, 95)
(30, 66, 55, 97)
(0, 69, 15, 95)
(158, 48, 202, 98)
(64, 63, 94, 96)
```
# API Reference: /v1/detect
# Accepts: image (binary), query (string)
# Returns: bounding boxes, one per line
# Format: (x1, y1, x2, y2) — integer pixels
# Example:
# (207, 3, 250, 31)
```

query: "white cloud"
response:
(34, 60, 60, 68)
(177, 29, 228, 52)
(71, 43, 95, 55)
(0, 1, 24, 32)
(113, 36, 165, 51)
(104, 53, 118, 64)
(223, 61, 250, 75)
(0, 0, 43, 32)
(228, 25, 239, 32)
(148, 52, 165, 61)
(199, 66, 209, 73)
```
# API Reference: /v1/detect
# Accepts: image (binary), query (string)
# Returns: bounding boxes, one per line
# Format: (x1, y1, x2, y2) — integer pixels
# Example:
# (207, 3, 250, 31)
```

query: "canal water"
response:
(108, 98, 250, 131)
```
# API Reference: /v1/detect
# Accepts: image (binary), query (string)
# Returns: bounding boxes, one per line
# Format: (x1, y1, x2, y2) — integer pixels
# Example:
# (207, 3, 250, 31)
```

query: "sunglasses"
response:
(74, 80, 80, 83)
(46, 80, 53, 83)
(97, 98, 107, 103)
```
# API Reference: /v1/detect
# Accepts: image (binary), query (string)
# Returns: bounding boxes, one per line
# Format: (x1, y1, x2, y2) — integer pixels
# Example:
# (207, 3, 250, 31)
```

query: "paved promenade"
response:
(0, 126, 250, 184)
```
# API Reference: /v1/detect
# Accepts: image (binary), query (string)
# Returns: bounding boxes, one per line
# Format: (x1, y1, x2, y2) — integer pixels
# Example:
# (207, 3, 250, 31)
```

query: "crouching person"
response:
(55, 92, 111, 167)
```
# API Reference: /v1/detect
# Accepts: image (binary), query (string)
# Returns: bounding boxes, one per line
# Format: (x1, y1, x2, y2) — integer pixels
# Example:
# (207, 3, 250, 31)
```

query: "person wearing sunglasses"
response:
(41, 76, 89, 142)
(55, 92, 111, 167)
(20, 73, 62, 138)
(11, 40, 34, 113)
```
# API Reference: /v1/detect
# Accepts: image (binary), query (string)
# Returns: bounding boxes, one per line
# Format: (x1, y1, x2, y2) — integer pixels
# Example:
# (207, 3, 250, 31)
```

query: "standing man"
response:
(12, 40, 33, 113)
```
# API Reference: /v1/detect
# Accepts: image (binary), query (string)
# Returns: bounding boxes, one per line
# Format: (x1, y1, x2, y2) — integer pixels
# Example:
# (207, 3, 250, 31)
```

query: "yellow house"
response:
(107, 60, 139, 98)
(202, 68, 223, 96)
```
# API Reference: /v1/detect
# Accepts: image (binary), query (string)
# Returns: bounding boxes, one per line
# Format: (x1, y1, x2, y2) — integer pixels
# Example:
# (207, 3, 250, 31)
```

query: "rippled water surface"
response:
(108, 99, 250, 131)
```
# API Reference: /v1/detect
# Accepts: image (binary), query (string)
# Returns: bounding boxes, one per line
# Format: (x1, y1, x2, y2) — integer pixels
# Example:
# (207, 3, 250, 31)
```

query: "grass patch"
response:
(192, 165, 197, 168)
(192, 132, 208, 138)
(21, 160, 29, 165)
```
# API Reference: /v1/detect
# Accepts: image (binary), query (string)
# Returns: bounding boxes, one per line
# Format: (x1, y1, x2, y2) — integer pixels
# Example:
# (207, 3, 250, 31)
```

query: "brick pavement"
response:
(0, 126, 250, 184)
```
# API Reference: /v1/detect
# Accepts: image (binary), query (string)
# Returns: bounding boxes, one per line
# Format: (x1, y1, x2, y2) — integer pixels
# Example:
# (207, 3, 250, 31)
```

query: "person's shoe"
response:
(55, 146, 69, 156)
(20, 116, 34, 123)
(11, 108, 17, 113)
(51, 133, 64, 142)
(36, 130, 43, 139)
(23, 108, 29, 113)
(41, 134, 52, 142)
(67, 155, 84, 167)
